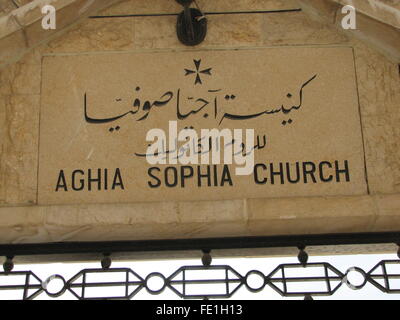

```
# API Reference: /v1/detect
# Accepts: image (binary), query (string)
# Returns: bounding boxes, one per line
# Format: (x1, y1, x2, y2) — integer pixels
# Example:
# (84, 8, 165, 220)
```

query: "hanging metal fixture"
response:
(176, 0, 207, 46)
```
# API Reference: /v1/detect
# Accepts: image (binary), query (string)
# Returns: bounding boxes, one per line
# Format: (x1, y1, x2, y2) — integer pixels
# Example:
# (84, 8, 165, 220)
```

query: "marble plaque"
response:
(38, 47, 367, 205)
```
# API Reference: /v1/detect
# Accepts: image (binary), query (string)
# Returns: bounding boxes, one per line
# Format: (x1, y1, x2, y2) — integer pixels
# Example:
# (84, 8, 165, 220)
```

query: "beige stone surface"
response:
(14, 0, 35, 6)
(0, 30, 28, 66)
(374, 194, 400, 231)
(0, 193, 399, 244)
(197, 0, 300, 12)
(0, 199, 247, 243)
(346, 9, 400, 63)
(133, 11, 347, 50)
(100, 0, 300, 16)
(262, 11, 348, 45)
(247, 195, 376, 235)
(0, 0, 124, 68)
(335, 0, 400, 29)
(133, 15, 179, 49)
(352, 40, 400, 194)
(42, 10, 347, 53)
(0, 58, 41, 95)
(0, 1, 399, 244)
(46, 17, 134, 53)
(0, 50, 41, 206)
(22, 0, 122, 48)
(0, 94, 40, 205)
(1, 0, 398, 65)
(0, 12, 21, 39)
(299, 0, 400, 30)
(134, 13, 264, 49)
(0, 2, 17, 18)
(298, 0, 400, 62)
(206, 13, 263, 46)
(296, 0, 339, 24)
(135, 11, 347, 50)
(38, 47, 367, 205)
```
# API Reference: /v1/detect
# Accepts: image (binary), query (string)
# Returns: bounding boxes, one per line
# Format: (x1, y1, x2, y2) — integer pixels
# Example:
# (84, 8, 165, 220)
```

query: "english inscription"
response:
(39, 47, 367, 204)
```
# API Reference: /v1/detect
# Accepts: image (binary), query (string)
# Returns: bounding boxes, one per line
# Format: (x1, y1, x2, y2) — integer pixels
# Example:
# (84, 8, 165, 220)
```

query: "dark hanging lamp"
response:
(176, 0, 207, 46)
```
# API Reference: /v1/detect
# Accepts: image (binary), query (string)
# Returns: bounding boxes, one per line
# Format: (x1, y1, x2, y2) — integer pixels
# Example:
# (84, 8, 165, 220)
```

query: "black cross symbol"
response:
(184, 59, 212, 85)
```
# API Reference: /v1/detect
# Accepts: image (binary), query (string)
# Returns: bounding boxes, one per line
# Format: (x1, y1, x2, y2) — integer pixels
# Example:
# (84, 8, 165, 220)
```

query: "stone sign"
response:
(38, 47, 367, 205)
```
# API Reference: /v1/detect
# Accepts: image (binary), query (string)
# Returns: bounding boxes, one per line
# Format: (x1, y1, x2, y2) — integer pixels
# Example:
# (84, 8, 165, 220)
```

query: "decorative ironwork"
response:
(1, 259, 400, 300)
(0, 232, 399, 300)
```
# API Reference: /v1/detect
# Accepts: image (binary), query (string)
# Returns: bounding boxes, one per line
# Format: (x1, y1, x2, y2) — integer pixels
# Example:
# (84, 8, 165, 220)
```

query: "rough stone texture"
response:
(133, 15, 179, 49)
(348, 9, 400, 63)
(0, 94, 40, 206)
(352, 40, 400, 194)
(298, 0, 400, 62)
(0, 1, 17, 18)
(14, 0, 35, 6)
(100, 0, 300, 15)
(133, 11, 347, 50)
(296, 0, 340, 24)
(44, 9, 350, 52)
(0, 200, 248, 243)
(0, 0, 125, 69)
(0, 1, 399, 244)
(22, 0, 125, 50)
(0, 194, 399, 244)
(206, 13, 263, 46)
(374, 194, 400, 231)
(196, 0, 300, 12)
(262, 11, 348, 45)
(247, 195, 377, 235)
(46, 17, 134, 53)
(298, 0, 400, 29)
(134, 13, 264, 49)
(335, 0, 400, 29)
(1, 0, 398, 67)
(0, 57, 41, 95)
(0, 49, 41, 206)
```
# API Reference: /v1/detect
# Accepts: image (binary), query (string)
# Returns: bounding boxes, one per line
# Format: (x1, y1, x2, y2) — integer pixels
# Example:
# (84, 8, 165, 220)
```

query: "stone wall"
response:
(0, 0, 399, 244)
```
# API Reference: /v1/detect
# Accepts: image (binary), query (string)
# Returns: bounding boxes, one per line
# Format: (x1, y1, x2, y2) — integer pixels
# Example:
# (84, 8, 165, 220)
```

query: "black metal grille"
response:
(1, 260, 400, 300)
(1, 232, 399, 300)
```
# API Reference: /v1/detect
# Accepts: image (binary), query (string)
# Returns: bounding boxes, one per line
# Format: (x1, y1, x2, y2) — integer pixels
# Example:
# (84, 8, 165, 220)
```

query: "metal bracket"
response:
(176, 0, 207, 46)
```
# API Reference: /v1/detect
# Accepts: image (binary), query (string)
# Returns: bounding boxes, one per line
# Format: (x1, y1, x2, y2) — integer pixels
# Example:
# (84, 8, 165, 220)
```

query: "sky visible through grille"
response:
(1, 253, 399, 300)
